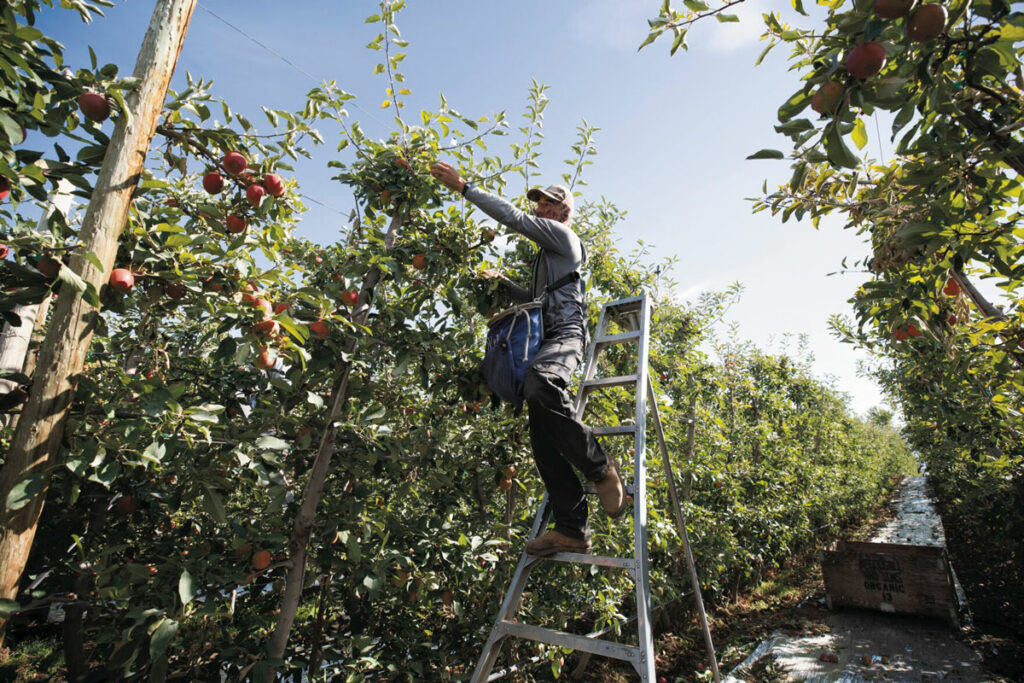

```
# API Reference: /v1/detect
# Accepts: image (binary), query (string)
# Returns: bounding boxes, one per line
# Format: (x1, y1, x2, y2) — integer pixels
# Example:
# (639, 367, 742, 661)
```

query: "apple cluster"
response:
(812, 2, 949, 116)
(200, 151, 288, 236)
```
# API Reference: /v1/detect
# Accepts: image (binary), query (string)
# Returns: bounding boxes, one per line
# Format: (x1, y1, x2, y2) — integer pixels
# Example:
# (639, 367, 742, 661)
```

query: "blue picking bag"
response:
(481, 302, 543, 405)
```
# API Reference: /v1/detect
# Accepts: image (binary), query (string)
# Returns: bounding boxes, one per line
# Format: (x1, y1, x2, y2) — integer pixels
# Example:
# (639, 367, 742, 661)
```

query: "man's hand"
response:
(478, 268, 504, 280)
(429, 162, 465, 194)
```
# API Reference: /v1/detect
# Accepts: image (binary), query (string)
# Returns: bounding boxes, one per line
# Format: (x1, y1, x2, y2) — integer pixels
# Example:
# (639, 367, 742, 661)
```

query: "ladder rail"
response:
(647, 376, 722, 683)
(630, 296, 656, 680)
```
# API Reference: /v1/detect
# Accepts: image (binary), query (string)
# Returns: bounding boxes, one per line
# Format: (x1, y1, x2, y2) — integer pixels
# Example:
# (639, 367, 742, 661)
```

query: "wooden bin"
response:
(821, 540, 959, 626)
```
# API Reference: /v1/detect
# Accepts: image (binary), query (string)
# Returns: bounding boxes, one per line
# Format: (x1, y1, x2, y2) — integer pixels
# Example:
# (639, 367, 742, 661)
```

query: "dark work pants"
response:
(524, 331, 609, 541)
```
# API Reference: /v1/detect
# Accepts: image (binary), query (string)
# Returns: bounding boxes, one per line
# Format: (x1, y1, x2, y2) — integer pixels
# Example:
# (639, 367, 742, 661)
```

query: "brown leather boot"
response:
(524, 530, 591, 557)
(594, 457, 627, 518)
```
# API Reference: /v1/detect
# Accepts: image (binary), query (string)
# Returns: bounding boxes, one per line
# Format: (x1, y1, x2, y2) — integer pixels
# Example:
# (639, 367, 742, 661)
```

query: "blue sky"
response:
(41, 0, 891, 415)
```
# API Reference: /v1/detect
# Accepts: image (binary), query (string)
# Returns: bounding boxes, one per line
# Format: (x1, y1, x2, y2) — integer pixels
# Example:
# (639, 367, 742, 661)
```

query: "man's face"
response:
(535, 196, 563, 221)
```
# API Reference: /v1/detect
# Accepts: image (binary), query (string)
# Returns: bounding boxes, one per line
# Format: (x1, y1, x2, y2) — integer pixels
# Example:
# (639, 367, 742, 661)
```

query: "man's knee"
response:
(524, 367, 559, 405)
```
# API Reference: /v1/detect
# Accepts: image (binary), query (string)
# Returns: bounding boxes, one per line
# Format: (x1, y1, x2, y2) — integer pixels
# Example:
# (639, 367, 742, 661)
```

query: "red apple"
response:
(254, 347, 277, 370)
(874, 0, 913, 18)
(251, 549, 272, 570)
(0, 244, 9, 259)
(893, 326, 908, 341)
(907, 323, 922, 337)
(78, 91, 110, 122)
(411, 254, 428, 270)
(907, 4, 947, 42)
(115, 495, 135, 515)
(309, 320, 329, 338)
(253, 297, 273, 319)
(226, 215, 247, 234)
(252, 319, 280, 337)
(263, 173, 285, 197)
(846, 42, 887, 79)
(0, 176, 10, 201)
(948, 313, 958, 325)
(164, 281, 187, 300)
(34, 254, 60, 278)
(222, 151, 247, 175)
(811, 82, 846, 116)
(203, 172, 225, 194)
(246, 184, 266, 207)
(273, 302, 290, 315)
(109, 268, 135, 293)
(341, 290, 359, 307)
(943, 277, 961, 296)
(396, 158, 411, 170)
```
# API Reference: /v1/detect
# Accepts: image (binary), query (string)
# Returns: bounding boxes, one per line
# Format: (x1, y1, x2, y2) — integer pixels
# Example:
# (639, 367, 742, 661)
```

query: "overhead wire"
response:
(195, 2, 396, 218)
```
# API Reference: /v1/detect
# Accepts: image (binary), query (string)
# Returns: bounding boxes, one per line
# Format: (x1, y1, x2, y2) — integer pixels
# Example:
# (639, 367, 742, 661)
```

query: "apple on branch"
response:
(203, 172, 225, 195)
(222, 151, 247, 175)
(109, 268, 135, 293)
(78, 91, 110, 123)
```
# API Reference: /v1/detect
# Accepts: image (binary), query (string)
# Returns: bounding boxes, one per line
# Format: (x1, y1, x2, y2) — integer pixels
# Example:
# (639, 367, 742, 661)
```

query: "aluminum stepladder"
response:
(470, 293, 722, 682)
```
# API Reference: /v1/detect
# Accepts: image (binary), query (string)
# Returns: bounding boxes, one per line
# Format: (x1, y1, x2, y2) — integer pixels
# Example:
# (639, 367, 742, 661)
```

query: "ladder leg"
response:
(632, 297, 656, 682)
(648, 377, 721, 683)
(470, 497, 552, 681)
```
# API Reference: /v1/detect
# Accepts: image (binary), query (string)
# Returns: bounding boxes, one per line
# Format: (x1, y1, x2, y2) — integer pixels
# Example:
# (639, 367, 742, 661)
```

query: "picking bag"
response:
(481, 302, 543, 405)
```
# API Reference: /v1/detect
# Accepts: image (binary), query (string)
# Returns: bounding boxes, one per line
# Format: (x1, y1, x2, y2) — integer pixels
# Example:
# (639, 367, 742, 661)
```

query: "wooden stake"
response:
(0, 0, 197, 636)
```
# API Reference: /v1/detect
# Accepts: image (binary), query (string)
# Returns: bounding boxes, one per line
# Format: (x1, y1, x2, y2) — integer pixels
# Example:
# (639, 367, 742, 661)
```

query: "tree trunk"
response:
(0, 0, 196, 638)
(0, 181, 74, 430)
(263, 207, 406, 675)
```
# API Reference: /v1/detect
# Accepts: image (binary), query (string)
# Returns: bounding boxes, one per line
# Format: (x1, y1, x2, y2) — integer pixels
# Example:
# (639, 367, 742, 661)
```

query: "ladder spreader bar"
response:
(494, 621, 641, 664)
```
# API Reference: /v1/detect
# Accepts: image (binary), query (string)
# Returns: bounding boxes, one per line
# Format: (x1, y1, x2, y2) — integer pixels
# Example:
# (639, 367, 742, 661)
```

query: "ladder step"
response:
(604, 296, 645, 315)
(494, 621, 641, 665)
(593, 330, 640, 347)
(540, 552, 635, 570)
(582, 374, 638, 391)
(592, 425, 636, 436)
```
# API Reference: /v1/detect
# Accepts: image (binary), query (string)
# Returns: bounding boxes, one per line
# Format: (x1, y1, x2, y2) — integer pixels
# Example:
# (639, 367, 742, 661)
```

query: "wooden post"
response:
(0, 0, 197, 636)
(262, 207, 407, 676)
(0, 180, 74, 430)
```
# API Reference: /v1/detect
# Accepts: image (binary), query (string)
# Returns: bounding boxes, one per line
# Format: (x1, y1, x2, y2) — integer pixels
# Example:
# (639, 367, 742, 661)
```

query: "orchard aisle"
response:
(724, 476, 986, 682)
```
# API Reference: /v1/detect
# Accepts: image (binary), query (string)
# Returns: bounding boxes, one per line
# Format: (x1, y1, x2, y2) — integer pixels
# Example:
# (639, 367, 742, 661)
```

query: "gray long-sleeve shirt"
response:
(466, 186, 587, 336)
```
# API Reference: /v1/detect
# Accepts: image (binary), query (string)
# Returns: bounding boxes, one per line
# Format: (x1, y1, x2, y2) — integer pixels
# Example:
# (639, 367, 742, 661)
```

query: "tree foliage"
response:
(644, 0, 1024, 631)
(0, 2, 918, 679)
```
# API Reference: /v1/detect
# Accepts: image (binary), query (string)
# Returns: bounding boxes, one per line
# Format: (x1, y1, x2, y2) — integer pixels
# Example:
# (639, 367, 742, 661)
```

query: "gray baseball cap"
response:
(527, 184, 573, 210)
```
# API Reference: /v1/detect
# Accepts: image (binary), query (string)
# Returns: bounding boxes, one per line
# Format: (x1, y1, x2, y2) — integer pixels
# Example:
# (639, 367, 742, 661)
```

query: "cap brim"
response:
(527, 188, 557, 202)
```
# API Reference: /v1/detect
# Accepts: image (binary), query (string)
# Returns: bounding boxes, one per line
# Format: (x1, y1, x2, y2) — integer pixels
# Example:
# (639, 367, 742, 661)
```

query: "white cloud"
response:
(569, 0, 654, 51)
(698, 0, 772, 53)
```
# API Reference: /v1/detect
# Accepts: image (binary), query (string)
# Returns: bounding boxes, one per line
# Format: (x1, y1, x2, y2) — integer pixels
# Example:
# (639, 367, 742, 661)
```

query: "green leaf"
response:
(201, 484, 227, 524)
(255, 435, 290, 451)
(149, 617, 179, 658)
(715, 13, 740, 22)
(825, 124, 859, 168)
(747, 149, 785, 160)
(851, 118, 868, 150)
(6, 470, 44, 511)
(141, 441, 166, 465)
(178, 569, 196, 606)
(683, 0, 709, 9)
(0, 599, 19, 619)
(791, 0, 808, 15)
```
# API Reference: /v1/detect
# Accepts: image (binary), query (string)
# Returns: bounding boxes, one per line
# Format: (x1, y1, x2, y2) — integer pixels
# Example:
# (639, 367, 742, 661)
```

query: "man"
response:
(429, 161, 626, 557)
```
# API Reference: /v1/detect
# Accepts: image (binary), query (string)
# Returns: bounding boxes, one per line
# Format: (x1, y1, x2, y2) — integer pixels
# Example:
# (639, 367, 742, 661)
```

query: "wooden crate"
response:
(821, 540, 959, 626)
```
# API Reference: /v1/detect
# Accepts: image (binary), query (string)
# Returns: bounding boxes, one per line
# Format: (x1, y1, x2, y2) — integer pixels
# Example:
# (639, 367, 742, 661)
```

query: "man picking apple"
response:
(430, 161, 626, 557)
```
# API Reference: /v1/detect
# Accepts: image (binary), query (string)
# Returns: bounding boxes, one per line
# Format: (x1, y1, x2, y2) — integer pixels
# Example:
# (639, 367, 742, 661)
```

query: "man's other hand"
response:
(429, 162, 465, 193)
